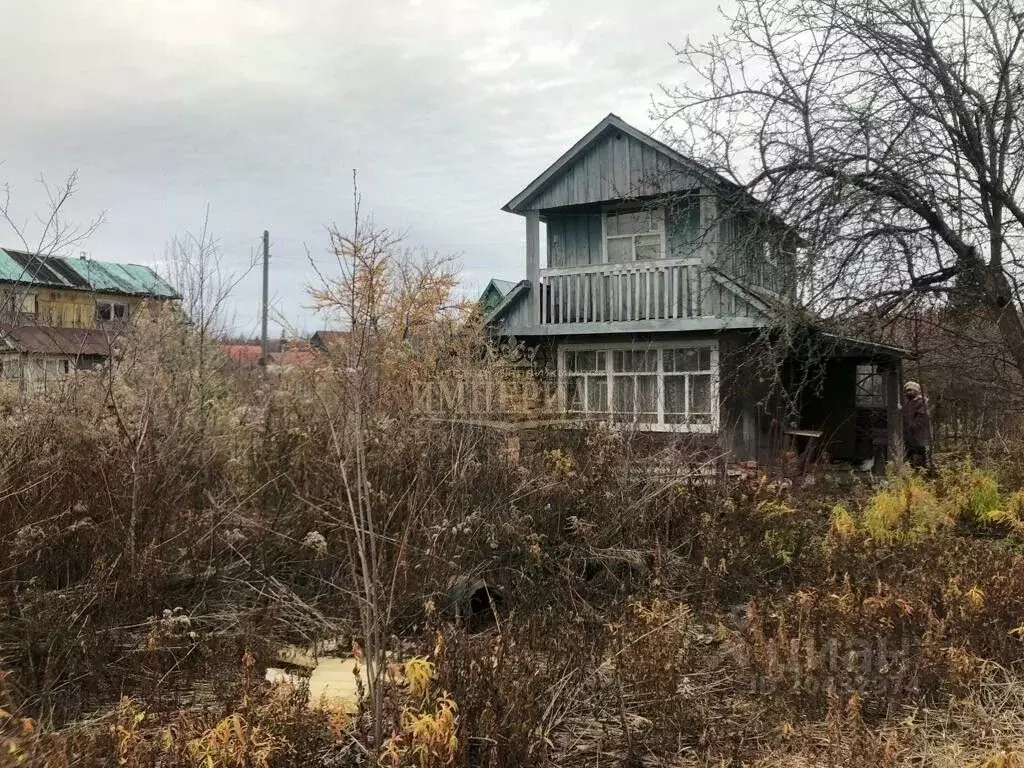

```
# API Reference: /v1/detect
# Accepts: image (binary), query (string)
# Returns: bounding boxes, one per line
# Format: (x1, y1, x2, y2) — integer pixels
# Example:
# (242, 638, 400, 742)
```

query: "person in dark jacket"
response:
(902, 381, 932, 469)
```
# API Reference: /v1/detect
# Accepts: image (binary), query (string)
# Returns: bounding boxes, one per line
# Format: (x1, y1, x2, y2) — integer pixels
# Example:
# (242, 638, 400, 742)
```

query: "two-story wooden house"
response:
(0, 249, 178, 392)
(484, 114, 906, 468)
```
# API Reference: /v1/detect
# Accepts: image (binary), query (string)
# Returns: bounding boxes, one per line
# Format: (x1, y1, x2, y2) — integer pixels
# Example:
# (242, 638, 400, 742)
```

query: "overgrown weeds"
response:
(5, 293, 1024, 764)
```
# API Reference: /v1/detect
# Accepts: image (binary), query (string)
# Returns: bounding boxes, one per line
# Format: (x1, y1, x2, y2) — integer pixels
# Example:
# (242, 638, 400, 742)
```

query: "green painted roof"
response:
(0, 249, 178, 298)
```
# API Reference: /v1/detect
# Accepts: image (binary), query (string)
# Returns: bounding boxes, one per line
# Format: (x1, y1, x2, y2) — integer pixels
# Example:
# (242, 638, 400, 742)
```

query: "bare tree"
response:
(305, 177, 477, 753)
(0, 171, 105, 318)
(161, 206, 257, 339)
(656, 0, 1024, 379)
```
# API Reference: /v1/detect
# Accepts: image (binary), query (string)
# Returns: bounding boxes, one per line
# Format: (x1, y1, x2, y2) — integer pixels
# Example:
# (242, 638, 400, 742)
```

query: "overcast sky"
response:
(0, 0, 724, 336)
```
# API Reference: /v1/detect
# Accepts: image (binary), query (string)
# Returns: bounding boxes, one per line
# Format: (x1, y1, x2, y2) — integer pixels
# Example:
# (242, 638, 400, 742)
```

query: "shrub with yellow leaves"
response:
(381, 693, 459, 768)
(404, 657, 436, 701)
(187, 713, 283, 768)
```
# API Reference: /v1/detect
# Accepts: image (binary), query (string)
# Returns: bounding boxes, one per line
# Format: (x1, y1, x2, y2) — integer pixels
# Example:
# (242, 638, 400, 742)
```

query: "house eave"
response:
(490, 316, 769, 338)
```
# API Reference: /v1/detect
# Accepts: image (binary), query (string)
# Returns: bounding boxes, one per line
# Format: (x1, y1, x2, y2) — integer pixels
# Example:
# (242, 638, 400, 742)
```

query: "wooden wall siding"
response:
(491, 285, 536, 333)
(666, 201, 703, 259)
(717, 330, 784, 462)
(537, 261, 763, 325)
(547, 214, 602, 268)
(718, 213, 795, 296)
(546, 200, 704, 270)
(3, 287, 150, 329)
(527, 130, 701, 211)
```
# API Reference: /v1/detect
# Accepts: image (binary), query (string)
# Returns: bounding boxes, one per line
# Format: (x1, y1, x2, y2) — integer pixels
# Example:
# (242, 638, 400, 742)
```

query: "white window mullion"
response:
(605, 351, 613, 417)
(656, 349, 665, 425)
(561, 347, 573, 414)
(684, 374, 691, 428)
(711, 347, 720, 431)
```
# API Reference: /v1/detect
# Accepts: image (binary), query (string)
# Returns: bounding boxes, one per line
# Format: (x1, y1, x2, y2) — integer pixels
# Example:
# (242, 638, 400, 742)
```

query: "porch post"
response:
(525, 211, 541, 325)
(884, 360, 903, 468)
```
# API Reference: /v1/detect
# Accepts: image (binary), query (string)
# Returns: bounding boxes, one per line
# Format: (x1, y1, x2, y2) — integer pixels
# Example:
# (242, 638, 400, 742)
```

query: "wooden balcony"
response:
(538, 257, 711, 325)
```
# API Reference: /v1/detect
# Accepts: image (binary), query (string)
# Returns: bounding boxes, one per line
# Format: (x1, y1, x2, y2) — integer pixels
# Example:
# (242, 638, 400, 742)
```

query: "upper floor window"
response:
(96, 301, 130, 323)
(604, 208, 664, 263)
(3, 292, 37, 317)
(18, 293, 37, 316)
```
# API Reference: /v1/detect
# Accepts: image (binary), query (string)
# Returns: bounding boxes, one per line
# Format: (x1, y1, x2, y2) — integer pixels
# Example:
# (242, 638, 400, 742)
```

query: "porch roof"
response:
(0, 325, 114, 357)
(820, 332, 912, 360)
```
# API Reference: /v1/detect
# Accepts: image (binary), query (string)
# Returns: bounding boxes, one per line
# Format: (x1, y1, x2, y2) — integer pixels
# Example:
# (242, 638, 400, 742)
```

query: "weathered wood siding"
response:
(527, 130, 701, 211)
(488, 286, 535, 335)
(547, 214, 602, 268)
(540, 197, 797, 297)
(718, 211, 796, 297)
(546, 198, 704, 270)
(717, 331, 785, 462)
(0, 286, 157, 329)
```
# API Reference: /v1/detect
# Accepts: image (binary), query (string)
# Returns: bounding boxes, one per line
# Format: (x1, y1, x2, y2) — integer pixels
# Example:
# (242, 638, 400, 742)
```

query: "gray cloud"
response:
(0, 0, 724, 335)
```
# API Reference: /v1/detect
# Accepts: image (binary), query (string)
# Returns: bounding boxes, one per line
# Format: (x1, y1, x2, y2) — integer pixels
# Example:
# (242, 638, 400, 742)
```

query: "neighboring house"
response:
(483, 114, 906, 468)
(478, 279, 519, 317)
(218, 342, 320, 375)
(0, 249, 178, 392)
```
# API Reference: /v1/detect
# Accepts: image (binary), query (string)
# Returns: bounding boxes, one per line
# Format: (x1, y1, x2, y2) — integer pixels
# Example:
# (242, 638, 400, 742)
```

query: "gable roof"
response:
(486, 279, 518, 297)
(478, 278, 519, 309)
(503, 113, 731, 215)
(0, 249, 179, 298)
(482, 280, 529, 326)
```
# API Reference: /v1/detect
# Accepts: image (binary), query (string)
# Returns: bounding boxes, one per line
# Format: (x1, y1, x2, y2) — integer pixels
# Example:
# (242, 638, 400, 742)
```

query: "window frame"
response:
(601, 207, 666, 263)
(855, 363, 886, 408)
(558, 340, 720, 433)
(95, 301, 130, 323)
(17, 292, 38, 316)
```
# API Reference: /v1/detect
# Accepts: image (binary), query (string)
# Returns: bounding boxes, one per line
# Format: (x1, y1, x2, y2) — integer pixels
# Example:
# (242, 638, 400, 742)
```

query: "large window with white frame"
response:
(561, 342, 718, 431)
(604, 208, 664, 263)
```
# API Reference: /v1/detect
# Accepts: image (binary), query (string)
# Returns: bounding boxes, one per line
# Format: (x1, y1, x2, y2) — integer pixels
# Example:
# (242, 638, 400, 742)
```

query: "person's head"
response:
(904, 381, 922, 400)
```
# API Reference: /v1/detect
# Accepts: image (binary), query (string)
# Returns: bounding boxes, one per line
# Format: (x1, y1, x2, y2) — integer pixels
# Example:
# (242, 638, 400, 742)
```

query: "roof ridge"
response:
(1, 248, 160, 269)
(0, 248, 178, 298)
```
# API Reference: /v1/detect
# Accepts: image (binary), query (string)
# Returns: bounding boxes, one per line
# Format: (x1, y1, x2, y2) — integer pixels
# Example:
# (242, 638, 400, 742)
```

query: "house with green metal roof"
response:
(478, 278, 520, 317)
(0, 249, 179, 393)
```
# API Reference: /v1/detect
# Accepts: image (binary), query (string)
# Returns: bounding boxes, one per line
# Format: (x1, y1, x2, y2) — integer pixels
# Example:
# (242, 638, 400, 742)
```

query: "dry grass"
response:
(4, 312, 1024, 766)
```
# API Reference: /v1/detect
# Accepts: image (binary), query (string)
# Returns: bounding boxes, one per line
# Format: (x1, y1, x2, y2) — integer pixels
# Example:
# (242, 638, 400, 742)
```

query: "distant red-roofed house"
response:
(219, 344, 264, 369)
(217, 342, 322, 376)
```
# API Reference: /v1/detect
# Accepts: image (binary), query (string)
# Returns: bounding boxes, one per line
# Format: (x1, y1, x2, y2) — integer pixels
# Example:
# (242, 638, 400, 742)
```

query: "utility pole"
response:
(261, 230, 270, 366)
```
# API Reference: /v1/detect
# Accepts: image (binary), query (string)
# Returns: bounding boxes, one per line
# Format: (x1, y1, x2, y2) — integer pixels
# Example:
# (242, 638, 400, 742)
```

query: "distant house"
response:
(0, 249, 178, 392)
(218, 341, 320, 375)
(482, 114, 907, 469)
(478, 279, 519, 317)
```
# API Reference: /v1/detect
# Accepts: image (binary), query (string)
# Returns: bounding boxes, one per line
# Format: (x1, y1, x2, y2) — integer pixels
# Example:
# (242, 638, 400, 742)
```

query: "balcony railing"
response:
(538, 257, 707, 325)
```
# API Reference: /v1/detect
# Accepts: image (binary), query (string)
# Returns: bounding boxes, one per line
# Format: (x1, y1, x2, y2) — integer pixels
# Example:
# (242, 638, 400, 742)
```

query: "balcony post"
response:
(526, 211, 541, 325)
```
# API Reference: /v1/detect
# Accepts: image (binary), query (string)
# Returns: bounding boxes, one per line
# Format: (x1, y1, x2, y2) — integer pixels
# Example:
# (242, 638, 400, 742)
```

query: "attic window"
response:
(604, 208, 664, 262)
(96, 302, 129, 322)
